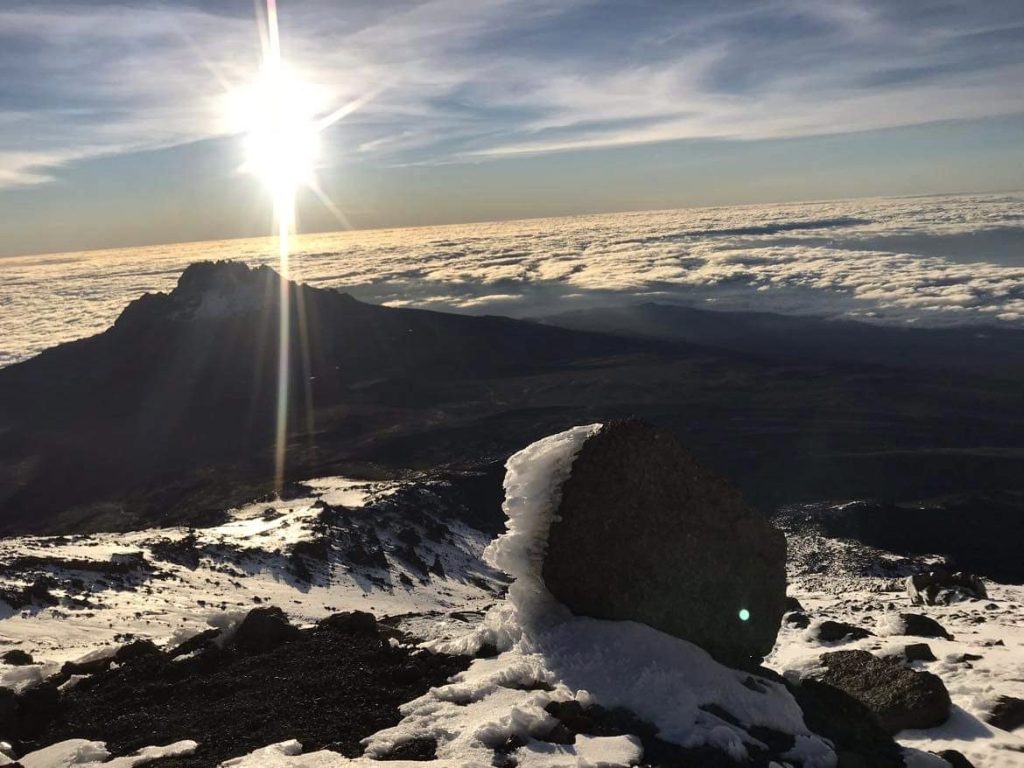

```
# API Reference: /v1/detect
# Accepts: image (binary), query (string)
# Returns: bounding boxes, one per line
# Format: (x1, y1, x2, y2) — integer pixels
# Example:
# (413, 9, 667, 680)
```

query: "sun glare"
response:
(233, 63, 320, 207)
(226, 0, 368, 494)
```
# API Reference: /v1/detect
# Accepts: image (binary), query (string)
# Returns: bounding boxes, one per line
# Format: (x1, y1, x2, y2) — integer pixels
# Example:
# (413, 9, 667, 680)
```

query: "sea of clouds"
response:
(1, 192, 1022, 368)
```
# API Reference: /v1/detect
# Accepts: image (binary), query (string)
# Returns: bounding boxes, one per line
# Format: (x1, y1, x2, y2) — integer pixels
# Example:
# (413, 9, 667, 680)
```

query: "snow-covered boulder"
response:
(410, 424, 838, 766)
(539, 420, 787, 667)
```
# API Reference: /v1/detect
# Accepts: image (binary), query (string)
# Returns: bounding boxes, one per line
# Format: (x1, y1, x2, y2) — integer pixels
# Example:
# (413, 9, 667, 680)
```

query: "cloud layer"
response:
(2, 192, 1021, 368)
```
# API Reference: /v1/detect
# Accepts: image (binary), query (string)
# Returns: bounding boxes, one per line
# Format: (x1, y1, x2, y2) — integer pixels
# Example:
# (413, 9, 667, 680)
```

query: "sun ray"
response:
(227, 0, 375, 493)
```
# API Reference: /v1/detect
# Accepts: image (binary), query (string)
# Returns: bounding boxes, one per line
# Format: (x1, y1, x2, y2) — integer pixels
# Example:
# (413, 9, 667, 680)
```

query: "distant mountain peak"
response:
(171, 260, 277, 320)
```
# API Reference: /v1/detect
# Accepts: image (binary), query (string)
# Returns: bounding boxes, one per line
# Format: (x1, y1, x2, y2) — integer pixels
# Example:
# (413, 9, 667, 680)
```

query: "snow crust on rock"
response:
(483, 423, 602, 639)
(393, 425, 836, 767)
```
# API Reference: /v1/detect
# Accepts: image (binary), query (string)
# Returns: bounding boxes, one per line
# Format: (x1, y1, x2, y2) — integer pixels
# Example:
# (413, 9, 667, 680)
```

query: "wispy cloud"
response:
(1, 0, 1023, 186)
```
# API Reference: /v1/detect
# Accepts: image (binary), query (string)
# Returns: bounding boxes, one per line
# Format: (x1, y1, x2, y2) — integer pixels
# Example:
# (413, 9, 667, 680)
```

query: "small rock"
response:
(784, 596, 804, 612)
(985, 695, 1024, 732)
(0, 688, 17, 736)
(904, 643, 937, 663)
(232, 607, 300, 654)
(1, 650, 33, 667)
(899, 613, 953, 640)
(815, 620, 873, 643)
(168, 628, 221, 658)
(16, 682, 60, 738)
(317, 611, 378, 634)
(787, 676, 903, 768)
(115, 639, 162, 662)
(375, 736, 438, 760)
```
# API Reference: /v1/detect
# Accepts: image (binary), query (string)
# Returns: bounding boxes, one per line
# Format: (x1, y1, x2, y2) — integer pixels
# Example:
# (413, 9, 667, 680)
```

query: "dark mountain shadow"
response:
(1, 261, 1021, 536)
(536, 301, 1024, 378)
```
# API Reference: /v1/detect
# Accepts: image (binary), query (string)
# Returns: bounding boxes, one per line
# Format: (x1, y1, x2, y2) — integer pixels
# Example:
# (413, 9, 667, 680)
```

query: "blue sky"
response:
(1, 0, 1023, 256)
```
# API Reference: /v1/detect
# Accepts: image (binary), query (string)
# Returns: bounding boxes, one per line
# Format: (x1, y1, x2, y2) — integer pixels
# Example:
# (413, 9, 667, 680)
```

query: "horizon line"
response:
(2, 185, 1021, 264)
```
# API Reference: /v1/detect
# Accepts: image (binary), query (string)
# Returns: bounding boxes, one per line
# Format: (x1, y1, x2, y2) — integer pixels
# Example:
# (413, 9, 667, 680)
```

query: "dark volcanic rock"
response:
(232, 607, 301, 654)
(15, 608, 469, 766)
(904, 643, 937, 663)
(542, 420, 787, 667)
(317, 611, 378, 634)
(898, 613, 953, 640)
(907, 570, 987, 606)
(1, 650, 33, 666)
(167, 628, 221, 659)
(815, 620, 873, 643)
(375, 737, 438, 760)
(810, 650, 951, 734)
(985, 695, 1024, 732)
(0, 687, 17, 737)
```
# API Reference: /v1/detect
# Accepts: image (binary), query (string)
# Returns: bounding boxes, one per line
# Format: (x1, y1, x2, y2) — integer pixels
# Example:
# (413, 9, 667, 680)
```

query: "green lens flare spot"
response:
(738, 609, 751, 622)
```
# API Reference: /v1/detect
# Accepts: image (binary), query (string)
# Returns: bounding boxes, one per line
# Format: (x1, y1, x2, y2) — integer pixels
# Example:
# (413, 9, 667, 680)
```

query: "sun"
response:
(228, 62, 321, 217)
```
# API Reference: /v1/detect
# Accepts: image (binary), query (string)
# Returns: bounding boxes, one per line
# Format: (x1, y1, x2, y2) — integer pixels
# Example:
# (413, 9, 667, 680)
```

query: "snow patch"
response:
(18, 739, 196, 768)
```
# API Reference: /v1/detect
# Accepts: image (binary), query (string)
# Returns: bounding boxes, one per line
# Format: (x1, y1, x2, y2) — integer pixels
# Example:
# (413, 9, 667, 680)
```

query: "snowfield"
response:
(0, 475, 504, 673)
(1, 436, 1023, 766)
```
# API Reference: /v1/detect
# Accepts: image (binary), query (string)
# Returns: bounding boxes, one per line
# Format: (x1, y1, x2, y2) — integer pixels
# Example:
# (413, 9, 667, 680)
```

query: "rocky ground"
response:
(0, 466, 1022, 766)
(773, 504, 1024, 766)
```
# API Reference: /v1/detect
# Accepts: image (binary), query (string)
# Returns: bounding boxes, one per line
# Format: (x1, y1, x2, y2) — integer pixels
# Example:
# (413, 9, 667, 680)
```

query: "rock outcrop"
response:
(541, 420, 787, 667)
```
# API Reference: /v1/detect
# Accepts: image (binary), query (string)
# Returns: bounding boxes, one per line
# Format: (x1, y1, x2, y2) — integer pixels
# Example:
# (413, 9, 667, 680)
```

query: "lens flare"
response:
(225, 1, 373, 493)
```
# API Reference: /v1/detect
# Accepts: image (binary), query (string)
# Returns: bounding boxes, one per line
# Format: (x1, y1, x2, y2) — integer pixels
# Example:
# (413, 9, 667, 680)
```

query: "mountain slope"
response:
(0, 262, 656, 533)
(1, 261, 1022, 536)
(537, 302, 1024, 378)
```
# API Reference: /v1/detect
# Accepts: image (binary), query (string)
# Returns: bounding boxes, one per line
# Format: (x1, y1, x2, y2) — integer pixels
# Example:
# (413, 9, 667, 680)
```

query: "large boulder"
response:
(808, 650, 951, 734)
(907, 570, 986, 606)
(541, 420, 787, 667)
